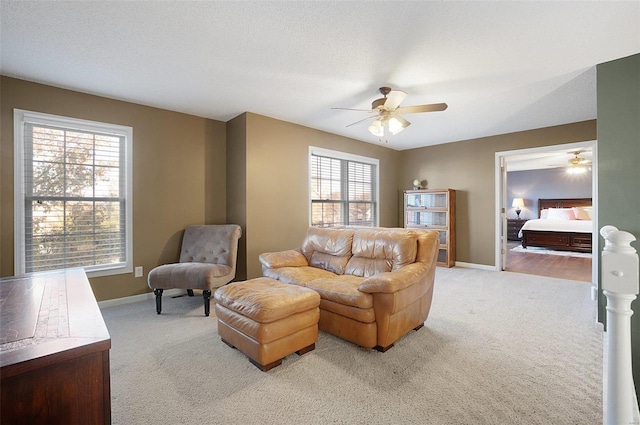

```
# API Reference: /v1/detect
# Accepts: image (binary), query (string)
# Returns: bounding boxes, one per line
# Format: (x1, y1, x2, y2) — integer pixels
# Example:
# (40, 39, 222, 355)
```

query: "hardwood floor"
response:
(505, 241, 592, 282)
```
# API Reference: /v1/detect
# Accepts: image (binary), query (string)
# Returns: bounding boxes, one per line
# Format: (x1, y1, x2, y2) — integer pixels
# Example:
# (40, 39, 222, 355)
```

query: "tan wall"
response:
(243, 113, 400, 279)
(0, 77, 599, 297)
(226, 113, 248, 280)
(205, 120, 227, 224)
(0, 77, 226, 301)
(398, 120, 597, 266)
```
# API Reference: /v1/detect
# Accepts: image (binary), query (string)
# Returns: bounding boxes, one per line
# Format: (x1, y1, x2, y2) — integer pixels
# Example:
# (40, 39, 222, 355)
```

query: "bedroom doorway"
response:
(495, 141, 598, 288)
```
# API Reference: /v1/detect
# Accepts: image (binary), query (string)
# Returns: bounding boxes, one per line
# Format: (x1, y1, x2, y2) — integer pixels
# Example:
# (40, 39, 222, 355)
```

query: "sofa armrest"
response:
(358, 262, 429, 294)
(259, 250, 308, 269)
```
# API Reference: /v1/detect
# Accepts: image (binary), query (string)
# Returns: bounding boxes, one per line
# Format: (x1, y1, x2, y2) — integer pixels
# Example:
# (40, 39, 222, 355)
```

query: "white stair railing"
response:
(600, 225, 640, 425)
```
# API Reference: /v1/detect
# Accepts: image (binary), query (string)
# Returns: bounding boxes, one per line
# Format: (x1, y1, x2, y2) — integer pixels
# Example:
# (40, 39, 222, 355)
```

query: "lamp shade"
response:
(368, 119, 384, 137)
(368, 115, 410, 137)
(512, 198, 524, 208)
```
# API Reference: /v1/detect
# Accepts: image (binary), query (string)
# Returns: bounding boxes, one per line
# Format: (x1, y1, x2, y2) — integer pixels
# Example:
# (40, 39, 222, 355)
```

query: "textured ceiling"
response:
(1, 1, 639, 151)
(505, 146, 593, 172)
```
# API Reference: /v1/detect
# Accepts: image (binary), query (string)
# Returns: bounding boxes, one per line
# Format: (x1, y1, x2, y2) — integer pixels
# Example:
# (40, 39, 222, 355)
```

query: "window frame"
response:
(308, 146, 379, 228)
(13, 109, 133, 278)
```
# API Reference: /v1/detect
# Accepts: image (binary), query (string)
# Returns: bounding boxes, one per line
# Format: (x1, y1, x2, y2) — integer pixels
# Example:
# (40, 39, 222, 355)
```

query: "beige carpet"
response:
(101, 267, 602, 424)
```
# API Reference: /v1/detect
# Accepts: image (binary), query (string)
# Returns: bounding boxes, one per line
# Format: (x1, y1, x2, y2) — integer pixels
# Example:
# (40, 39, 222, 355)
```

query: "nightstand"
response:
(507, 219, 527, 241)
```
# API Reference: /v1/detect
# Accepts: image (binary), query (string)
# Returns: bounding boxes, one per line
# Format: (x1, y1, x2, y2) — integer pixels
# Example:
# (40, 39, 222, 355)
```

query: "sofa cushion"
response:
(319, 299, 375, 323)
(264, 266, 337, 287)
(306, 275, 372, 309)
(214, 277, 320, 323)
(301, 227, 354, 275)
(345, 229, 418, 277)
(259, 249, 308, 269)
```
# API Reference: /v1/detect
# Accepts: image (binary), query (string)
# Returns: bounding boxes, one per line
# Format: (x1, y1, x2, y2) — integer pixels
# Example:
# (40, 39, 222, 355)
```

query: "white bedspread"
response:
(518, 219, 593, 238)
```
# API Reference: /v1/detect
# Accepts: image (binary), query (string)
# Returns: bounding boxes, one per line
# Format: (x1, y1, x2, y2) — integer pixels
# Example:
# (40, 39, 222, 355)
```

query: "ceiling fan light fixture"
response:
(335, 86, 447, 140)
(368, 119, 384, 137)
(567, 165, 588, 175)
(387, 117, 405, 135)
(566, 151, 590, 174)
(388, 115, 410, 135)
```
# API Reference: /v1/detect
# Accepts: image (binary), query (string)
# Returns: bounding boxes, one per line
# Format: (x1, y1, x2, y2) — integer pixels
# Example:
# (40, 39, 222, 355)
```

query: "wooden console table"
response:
(0, 269, 111, 424)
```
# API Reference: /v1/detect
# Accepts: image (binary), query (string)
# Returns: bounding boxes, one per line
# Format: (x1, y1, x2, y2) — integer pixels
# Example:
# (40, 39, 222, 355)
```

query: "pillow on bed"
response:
(540, 209, 549, 219)
(546, 208, 577, 220)
(572, 206, 592, 220)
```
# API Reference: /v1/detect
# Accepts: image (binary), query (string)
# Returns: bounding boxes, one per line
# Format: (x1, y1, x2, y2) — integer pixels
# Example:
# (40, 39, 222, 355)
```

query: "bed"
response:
(519, 198, 593, 253)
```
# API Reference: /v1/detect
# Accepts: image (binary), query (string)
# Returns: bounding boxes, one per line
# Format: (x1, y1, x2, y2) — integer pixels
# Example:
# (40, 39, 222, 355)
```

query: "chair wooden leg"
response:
(187, 289, 194, 297)
(154, 288, 163, 314)
(414, 323, 424, 331)
(203, 290, 212, 316)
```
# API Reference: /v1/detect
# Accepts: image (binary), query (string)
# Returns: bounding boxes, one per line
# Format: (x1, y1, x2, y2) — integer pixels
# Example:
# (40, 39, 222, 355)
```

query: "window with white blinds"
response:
(14, 110, 133, 277)
(309, 147, 379, 227)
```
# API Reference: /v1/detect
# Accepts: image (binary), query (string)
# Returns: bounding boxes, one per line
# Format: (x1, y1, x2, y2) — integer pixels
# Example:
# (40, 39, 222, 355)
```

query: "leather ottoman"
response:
(214, 277, 320, 371)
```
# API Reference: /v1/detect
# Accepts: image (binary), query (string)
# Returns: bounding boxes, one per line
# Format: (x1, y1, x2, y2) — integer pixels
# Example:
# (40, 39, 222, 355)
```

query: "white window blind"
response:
(309, 147, 379, 227)
(14, 110, 133, 276)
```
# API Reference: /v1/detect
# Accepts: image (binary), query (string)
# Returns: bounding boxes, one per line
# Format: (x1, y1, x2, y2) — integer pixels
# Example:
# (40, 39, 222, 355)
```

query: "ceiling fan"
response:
(333, 87, 448, 137)
(567, 151, 591, 174)
(568, 151, 591, 166)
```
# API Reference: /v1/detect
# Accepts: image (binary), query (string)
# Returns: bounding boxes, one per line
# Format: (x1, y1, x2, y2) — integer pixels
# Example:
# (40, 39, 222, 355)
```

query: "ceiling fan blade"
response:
(395, 103, 448, 114)
(383, 90, 407, 110)
(331, 107, 374, 112)
(345, 115, 378, 127)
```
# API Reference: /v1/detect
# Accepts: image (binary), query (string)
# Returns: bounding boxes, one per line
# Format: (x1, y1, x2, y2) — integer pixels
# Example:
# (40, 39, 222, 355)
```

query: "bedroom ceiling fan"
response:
(332, 87, 448, 138)
(567, 151, 591, 174)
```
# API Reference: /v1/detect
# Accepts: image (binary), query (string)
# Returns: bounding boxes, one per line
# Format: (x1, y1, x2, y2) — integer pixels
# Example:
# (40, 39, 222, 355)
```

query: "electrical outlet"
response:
(135, 266, 143, 278)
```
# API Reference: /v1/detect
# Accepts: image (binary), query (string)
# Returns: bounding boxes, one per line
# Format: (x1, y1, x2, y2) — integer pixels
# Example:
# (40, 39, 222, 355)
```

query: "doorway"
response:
(495, 141, 598, 289)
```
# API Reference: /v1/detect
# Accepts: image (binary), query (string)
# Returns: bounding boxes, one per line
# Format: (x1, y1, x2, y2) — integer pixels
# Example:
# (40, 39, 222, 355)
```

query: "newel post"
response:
(600, 225, 640, 425)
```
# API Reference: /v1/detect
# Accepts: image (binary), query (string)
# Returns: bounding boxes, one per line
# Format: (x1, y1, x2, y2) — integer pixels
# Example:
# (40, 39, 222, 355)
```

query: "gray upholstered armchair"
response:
(147, 224, 242, 316)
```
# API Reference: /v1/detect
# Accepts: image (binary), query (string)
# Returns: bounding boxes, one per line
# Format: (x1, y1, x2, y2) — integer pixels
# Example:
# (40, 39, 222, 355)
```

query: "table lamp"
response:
(512, 198, 524, 219)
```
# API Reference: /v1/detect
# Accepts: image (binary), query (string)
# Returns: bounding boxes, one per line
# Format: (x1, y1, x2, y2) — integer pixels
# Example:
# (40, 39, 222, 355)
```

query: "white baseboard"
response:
(454, 261, 497, 271)
(98, 288, 185, 309)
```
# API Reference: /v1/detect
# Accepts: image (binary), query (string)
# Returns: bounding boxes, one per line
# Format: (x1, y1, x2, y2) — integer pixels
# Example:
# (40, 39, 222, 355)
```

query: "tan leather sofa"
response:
(258, 227, 439, 352)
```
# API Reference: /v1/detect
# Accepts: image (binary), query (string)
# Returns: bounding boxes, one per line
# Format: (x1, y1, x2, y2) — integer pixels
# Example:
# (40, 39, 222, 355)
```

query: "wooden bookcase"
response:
(404, 189, 456, 267)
